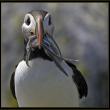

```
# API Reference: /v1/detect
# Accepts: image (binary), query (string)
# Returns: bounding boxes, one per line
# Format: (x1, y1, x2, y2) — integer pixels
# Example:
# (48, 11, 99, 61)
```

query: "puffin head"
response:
(22, 10, 57, 66)
(22, 10, 54, 49)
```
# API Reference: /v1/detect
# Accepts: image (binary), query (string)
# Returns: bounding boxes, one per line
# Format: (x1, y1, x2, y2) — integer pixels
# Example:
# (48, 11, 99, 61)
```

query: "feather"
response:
(65, 60, 88, 98)
(10, 72, 16, 99)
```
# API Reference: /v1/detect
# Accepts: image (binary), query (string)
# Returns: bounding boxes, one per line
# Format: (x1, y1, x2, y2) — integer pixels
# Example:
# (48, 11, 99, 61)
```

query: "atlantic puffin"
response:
(10, 10, 88, 107)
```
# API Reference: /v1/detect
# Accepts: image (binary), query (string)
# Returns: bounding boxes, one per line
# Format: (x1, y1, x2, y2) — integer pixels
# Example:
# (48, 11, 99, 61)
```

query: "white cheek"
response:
(43, 21, 54, 36)
(22, 15, 36, 37)
(22, 21, 35, 32)
(22, 23, 31, 37)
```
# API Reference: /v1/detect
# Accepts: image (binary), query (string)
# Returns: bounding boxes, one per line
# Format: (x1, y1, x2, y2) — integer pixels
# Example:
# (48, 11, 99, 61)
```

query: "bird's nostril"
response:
(25, 17, 30, 25)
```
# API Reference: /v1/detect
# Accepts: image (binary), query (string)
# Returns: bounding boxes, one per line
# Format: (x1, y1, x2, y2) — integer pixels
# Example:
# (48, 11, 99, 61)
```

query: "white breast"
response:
(15, 58, 79, 107)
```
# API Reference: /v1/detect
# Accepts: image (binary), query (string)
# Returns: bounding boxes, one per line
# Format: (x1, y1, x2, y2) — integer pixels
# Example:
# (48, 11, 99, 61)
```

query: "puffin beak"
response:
(37, 16, 43, 49)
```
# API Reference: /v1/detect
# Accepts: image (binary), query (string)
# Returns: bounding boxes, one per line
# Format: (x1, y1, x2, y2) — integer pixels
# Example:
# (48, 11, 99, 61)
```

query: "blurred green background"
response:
(1, 3, 109, 107)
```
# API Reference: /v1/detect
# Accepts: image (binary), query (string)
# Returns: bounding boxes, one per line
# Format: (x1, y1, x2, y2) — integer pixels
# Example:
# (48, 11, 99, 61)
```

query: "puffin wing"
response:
(43, 35, 88, 98)
(10, 71, 16, 100)
(10, 64, 19, 105)
(65, 60, 88, 98)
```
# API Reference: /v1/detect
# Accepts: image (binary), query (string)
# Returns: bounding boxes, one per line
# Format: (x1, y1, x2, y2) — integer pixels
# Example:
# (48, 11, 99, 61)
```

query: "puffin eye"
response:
(25, 16, 30, 25)
(48, 15, 51, 25)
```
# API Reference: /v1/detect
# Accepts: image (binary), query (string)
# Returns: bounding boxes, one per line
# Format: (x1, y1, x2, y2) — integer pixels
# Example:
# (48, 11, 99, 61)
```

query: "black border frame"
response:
(0, 1, 109, 109)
